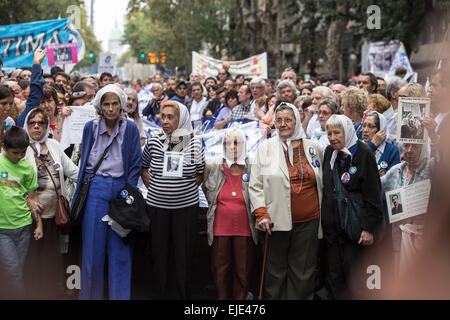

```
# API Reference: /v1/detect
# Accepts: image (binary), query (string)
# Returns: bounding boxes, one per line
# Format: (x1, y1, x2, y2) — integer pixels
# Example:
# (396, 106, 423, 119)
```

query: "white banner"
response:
(192, 51, 268, 80)
(362, 40, 400, 78)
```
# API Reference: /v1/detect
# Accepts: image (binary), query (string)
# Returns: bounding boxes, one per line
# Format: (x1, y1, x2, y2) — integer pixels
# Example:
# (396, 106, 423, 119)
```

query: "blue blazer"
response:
(367, 141, 400, 173)
(17, 64, 45, 127)
(71, 118, 142, 208)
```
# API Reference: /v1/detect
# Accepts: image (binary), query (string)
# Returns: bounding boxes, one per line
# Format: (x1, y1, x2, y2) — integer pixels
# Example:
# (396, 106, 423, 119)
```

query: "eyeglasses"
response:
(71, 91, 86, 98)
(251, 86, 264, 90)
(362, 123, 377, 129)
(28, 121, 46, 127)
(13, 89, 22, 95)
(318, 110, 331, 116)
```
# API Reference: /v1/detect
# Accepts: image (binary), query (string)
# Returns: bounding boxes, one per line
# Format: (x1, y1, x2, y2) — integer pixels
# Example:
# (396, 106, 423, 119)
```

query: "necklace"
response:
(291, 143, 304, 194)
(228, 168, 242, 197)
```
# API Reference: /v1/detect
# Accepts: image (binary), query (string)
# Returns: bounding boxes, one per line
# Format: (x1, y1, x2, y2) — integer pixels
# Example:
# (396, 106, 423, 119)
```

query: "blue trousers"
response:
(79, 175, 131, 300)
(0, 224, 31, 299)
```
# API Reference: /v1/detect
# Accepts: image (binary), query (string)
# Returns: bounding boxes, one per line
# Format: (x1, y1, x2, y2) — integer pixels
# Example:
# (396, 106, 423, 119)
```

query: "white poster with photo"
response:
(192, 51, 268, 80)
(396, 97, 430, 144)
(163, 152, 184, 177)
(59, 105, 97, 150)
(98, 53, 117, 75)
(361, 40, 400, 78)
(386, 179, 431, 224)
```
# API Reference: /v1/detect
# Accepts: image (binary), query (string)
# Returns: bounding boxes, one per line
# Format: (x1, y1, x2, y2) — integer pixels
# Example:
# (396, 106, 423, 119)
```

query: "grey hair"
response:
(386, 77, 407, 100)
(325, 114, 344, 131)
(281, 67, 297, 81)
(401, 83, 427, 98)
(276, 79, 297, 101)
(73, 81, 96, 92)
(250, 77, 266, 87)
(313, 86, 338, 104)
(151, 82, 163, 90)
(124, 87, 137, 96)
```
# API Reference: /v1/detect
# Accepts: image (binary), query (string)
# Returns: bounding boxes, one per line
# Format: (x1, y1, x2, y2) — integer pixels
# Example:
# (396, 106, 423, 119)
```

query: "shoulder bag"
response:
(70, 141, 115, 226)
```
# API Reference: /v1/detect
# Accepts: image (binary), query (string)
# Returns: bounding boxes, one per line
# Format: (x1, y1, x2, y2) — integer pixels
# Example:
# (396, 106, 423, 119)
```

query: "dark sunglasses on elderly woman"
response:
(28, 120, 46, 127)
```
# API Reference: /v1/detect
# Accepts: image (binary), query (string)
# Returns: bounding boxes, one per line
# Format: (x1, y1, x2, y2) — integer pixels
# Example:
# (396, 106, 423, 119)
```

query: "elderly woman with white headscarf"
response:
(249, 102, 324, 300)
(141, 100, 205, 299)
(72, 84, 142, 300)
(202, 128, 257, 300)
(362, 111, 400, 176)
(22, 107, 79, 299)
(381, 143, 433, 273)
(321, 114, 383, 299)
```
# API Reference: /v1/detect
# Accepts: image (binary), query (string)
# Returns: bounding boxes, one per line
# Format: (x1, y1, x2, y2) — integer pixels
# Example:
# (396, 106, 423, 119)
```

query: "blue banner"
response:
(0, 18, 72, 68)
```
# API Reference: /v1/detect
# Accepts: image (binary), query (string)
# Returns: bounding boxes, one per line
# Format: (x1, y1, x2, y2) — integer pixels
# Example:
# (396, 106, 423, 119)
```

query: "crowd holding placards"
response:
(0, 49, 449, 300)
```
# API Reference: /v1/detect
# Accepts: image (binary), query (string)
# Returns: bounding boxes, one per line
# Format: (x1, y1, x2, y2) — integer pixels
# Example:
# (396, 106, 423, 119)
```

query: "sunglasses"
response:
(28, 120, 47, 127)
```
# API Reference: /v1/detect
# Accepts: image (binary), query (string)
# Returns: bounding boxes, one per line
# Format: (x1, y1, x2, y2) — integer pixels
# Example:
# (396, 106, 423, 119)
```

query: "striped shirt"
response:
(142, 135, 205, 209)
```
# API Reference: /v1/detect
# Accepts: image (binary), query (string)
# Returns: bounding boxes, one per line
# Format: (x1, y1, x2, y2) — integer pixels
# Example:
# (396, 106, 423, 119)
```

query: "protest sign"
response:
(396, 97, 430, 144)
(361, 40, 399, 78)
(0, 18, 74, 67)
(47, 43, 78, 66)
(192, 51, 268, 80)
(98, 53, 117, 75)
(386, 179, 431, 224)
(59, 105, 97, 150)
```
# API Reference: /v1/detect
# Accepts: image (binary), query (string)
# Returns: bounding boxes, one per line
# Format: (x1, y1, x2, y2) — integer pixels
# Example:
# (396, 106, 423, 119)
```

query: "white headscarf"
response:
(24, 110, 50, 157)
(274, 102, 307, 166)
(223, 128, 247, 167)
(93, 83, 128, 113)
(160, 101, 193, 150)
(329, 115, 358, 170)
(367, 111, 387, 162)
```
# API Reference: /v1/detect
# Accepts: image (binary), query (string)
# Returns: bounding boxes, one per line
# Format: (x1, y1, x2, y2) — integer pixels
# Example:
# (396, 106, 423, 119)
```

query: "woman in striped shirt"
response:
(141, 101, 205, 299)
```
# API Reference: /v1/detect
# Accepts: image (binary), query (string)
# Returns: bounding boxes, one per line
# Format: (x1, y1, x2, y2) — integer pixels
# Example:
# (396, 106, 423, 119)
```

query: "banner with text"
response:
(0, 18, 75, 68)
(192, 51, 268, 80)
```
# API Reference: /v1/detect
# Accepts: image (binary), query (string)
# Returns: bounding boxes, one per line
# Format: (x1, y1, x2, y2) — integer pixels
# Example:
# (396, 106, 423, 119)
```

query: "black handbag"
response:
(108, 183, 150, 233)
(332, 165, 363, 242)
(70, 142, 114, 226)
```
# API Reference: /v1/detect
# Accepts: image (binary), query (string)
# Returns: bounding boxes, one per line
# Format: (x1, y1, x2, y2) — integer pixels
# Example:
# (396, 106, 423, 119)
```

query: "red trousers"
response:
(210, 236, 255, 300)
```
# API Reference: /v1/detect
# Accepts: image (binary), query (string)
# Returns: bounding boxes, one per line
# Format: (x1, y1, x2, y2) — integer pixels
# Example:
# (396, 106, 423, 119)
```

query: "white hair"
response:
(313, 86, 338, 104)
(250, 77, 266, 87)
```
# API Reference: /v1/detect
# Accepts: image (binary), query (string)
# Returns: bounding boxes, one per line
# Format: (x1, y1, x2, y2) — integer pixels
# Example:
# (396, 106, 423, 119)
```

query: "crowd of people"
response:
(0, 49, 449, 300)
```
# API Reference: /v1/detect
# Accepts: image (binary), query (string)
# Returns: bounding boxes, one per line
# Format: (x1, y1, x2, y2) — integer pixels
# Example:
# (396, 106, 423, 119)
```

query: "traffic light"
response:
(89, 51, 95, 63)
(140, 52, 145, 59)
(148, 51, 156, 64)
(160, 52, 166, 64)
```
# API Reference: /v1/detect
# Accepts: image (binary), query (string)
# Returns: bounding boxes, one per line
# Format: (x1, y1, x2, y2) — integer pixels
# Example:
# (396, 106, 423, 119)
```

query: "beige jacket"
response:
(202, 157, 258, 246)
(248, 136, 324, 238)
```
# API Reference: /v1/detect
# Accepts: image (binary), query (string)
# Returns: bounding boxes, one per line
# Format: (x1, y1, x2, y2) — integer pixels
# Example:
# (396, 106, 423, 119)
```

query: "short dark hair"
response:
(100, 72, 113, 81)
(50, 66, 63, 77)
(3, 126, 29, 149)
(191, 82, 202, 89)
(0, 84, 14, 100)
(360, 72, 378, 91)
(225, 89, 238, 104)
(395, 66, 407, 77)
(55, 72, 70, 81)
(18, 80, 30, 90)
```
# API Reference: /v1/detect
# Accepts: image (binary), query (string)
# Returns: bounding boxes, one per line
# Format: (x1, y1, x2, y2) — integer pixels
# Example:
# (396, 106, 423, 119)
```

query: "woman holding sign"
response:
(141, 101, 205, 299)
(321, 114, 383, 299)
(381, 143, 433, 271)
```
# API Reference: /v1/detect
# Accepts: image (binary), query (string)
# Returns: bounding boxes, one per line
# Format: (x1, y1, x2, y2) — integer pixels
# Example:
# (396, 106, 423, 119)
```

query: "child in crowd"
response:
(0, 126, 43, 299)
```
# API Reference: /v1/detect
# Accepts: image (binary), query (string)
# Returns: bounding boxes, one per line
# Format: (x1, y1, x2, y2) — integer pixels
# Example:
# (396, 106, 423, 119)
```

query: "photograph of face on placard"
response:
(396, 97, 430, 144)
(163, 151, 184, 177)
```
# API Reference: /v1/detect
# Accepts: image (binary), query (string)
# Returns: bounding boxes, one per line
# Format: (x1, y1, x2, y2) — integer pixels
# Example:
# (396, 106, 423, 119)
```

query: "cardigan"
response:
(202, 157, 258, 246)
(71, 118, 142, 208)
(25, 139, 79, 201)
(367, 141, 401, 173)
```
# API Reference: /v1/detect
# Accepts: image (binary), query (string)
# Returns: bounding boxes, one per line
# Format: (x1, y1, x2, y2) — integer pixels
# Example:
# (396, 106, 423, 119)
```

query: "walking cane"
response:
(258, 227, 271, 300)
